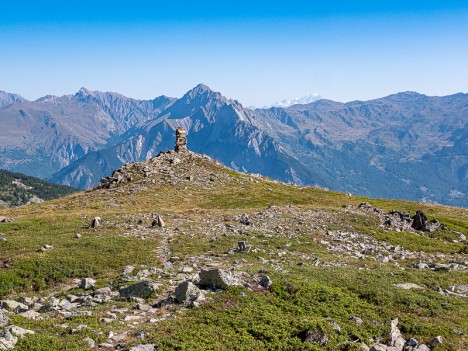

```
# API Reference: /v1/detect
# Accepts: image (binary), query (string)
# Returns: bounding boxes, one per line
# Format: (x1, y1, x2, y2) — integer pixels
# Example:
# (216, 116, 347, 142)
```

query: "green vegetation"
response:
(0, 169, 77, 207)
(0, 156, 466, 350)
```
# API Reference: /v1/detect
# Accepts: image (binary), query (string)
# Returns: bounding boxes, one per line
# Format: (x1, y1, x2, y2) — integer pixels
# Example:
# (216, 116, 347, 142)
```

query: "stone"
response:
(7, 325, 34, 338)
(90, 217, 101, 228)
(411, 210, 429, 231)
(0, 329, 17, 350)
(239, 214, 252, 225)
(300, 330, 329, 346)
(416, 345, 430, 351)
(413, 263, 429, 270)
(83, 337, 95, 349)
(175, 281, 205, 307)
(259, 275, 272, 288)
(129, 345, 155, 351)
(198, 269, 242, 290)
(93, 287, 113, 298)
(428, 336, 443, 347)
(369, 344, 387, 351)
(0, 217, 12, 223)
(80, 278, 96, 290)
(175, 127, 187, 153)
(18, 310, 41, 320)
(152, 215, 165, 228)
(394, 283, 423, 290)
(119, 281, 158, 299)
(39, 244, 53, 252)
(75, 233, 82, 238)
(0, 310, 10, 327)
(349, 316, 363, 325)
(0, 300, 28, 313)
(327, 319, 341, 333)
(405, 338, 418, 347)
(387, 318, 406, 351)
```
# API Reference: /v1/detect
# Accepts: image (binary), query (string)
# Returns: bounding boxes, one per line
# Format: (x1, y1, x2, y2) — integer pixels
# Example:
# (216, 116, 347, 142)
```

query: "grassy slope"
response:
(0, 157, 466, 350)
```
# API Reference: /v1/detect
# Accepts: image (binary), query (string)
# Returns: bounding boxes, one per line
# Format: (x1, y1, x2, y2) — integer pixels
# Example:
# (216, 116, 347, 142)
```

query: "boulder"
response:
(300, 330, 328, 346)
(7, 325, 34, 338)
(198, 269, 242, 290)
(239, 214, 252, 225)
(80, 278, 96, 290)
(90, 217, 101, 228)
(152, 215, 165, 228)
(119, 281, 158, 299)
(0, 300, 28, 313)
(411, 210, 430, 231)
(259, 275, 272, 288)
(428, 336, 443, 347)
(0, 217, 12, 223)
(387, 318, 406, 351)
(0, 310, 10, 327)
(0, 329, 17, 350)
(175, 281, 205, 307)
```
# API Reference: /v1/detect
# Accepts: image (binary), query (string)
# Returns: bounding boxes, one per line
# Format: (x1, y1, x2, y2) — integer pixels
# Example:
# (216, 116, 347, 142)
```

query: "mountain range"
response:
(0, 84, 466, 207)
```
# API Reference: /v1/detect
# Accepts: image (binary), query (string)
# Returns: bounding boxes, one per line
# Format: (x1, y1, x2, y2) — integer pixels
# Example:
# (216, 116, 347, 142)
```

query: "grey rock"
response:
(259, 275, 272, 288)
(413, 263, 429, 270)
(83, 337, 95, 349)
(198, 269, 242, 290)
(239, 214, 252, 225)
(369, 344, 387, 351)
(129, 345, 155, 351)
(175, 281, 205, 307)
(152, 215, 165, 228)
(349, 316, 363, 325)
(405, 338, 418, 347)
(0, 310, 10, 327)
(39, 244, 53, 252)
(18, 310, 41, 320)
(119, 281, 158, 299)
(7, 325, 34, 338)
(90, 217, 101, 228)
(0, 300, 28, 313)
(387, 318, 405, 351)
(416, 345, 430, 351)
(301, 330, 328, 346)
(80, 278, 96, 290)
(428, 336, 443, 347)
(394, 283, 423, 290)
(93, 287, 113, 298)
(0, 329, 17, 350)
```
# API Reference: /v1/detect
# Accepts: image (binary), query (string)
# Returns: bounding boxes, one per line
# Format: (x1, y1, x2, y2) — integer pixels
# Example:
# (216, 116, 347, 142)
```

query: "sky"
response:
(0, 0, 467, 106)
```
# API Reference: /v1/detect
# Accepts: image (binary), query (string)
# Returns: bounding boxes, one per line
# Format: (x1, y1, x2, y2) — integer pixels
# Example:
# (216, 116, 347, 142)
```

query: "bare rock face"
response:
(175, 127, 187, 153)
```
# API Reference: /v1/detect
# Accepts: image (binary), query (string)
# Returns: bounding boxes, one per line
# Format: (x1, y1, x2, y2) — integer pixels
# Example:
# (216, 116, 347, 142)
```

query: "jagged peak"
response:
(183, 83, 218, 100)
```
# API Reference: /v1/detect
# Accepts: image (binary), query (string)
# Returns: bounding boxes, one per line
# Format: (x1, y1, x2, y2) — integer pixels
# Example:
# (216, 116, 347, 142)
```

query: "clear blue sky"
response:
(1, 0, 467, 106)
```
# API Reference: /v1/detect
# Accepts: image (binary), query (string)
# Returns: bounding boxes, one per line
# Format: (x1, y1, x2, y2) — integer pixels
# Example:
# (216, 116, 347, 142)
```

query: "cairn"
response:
(175, 127, 187, 153)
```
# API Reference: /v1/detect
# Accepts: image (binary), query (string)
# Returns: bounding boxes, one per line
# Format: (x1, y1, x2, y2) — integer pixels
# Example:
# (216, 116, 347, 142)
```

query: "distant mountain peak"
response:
(183, 83, 219, 101)
(76, 87, 91, 97)
(267, 93, 322, 108)
(194, 83, 212, 92)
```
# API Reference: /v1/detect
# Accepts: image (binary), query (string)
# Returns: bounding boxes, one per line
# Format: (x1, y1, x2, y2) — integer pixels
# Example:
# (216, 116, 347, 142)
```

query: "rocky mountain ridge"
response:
(0, 85, 466, 207)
